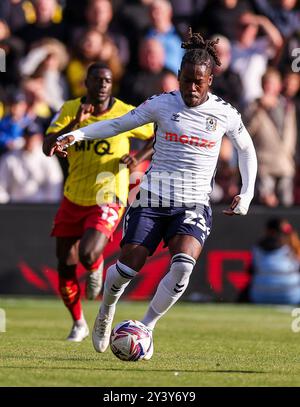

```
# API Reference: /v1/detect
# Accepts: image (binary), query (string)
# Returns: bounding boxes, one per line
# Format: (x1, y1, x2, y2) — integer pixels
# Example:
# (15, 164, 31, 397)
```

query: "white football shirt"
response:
(62, 91, 257, 211)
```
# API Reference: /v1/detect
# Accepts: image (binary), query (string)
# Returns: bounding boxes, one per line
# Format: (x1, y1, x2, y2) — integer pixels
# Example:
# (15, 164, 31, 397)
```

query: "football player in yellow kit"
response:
(43, 62, 153, 341)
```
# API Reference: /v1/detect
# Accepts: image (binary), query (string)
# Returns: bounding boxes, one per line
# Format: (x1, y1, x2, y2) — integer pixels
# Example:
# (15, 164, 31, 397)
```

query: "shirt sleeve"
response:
(226, 107, 257, 212)
(61, 95, 159, 144)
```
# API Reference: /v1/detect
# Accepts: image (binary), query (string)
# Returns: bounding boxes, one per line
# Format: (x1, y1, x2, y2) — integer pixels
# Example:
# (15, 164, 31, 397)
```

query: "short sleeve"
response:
(46, 102, 74, 135)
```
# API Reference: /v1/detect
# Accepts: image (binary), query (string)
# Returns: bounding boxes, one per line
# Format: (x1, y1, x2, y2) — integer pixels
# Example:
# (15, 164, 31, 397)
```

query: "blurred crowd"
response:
(0, 0, 299, 205)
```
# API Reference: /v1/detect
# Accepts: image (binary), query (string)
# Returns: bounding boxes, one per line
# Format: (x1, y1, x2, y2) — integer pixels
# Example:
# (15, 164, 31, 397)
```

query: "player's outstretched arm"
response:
(224, 119, 257, 216)
(52, 106, 155, 157)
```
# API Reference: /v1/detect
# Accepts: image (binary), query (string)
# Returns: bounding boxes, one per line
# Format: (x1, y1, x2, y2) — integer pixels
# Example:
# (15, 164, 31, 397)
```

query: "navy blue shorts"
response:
(121, 199, 212, 256)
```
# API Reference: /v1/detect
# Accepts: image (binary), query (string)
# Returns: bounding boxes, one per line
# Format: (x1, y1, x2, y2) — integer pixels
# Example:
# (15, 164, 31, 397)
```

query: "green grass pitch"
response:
(0, 298, 300, 387)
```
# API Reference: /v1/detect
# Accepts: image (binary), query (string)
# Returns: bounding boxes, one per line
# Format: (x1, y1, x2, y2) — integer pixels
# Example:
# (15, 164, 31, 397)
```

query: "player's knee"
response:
(119, 246, 148, 271)
(79, 247, 101, 270)
(170, 253, 196, 284)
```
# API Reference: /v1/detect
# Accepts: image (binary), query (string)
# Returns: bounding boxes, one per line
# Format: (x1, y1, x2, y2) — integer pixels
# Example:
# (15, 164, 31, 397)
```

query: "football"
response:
(110, 320, 152, 361)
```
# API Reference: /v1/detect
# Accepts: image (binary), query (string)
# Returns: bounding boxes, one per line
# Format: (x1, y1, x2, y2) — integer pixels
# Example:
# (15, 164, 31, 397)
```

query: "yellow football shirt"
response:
(46, 97, 153, 206)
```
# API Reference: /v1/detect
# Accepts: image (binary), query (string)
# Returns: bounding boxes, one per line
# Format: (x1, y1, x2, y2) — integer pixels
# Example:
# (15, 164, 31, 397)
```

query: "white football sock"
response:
(142, 253, 196, 329)
(100, 261, 137, 318)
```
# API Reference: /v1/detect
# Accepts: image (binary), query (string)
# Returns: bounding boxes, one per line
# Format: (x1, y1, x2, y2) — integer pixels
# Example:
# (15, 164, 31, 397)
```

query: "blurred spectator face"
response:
(213, 36, 231, 72)
(283, 72, 300, 98)
(10, 100, 28, 121)
(23, 77, 46, 104)
(85, 67, 113, 104)
(86, 0, 113, 32)
(237, 14, 258, 46)
(222, 0, 238, 8)
(280, 0, 297, 10)
(150, 0, 173, 29)
(160, 72, 179, 92)
(0, 20, 10, 41)
(262, 70, 282, 96)
(34, 0, 57, 24)
(139, 38, 165, 72)
(80, 30, 103, 60)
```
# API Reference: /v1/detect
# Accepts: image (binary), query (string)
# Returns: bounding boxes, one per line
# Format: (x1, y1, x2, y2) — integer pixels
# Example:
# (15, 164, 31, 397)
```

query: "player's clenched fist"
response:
(120, 154, 138, 171)
(223, 195, 248, 216)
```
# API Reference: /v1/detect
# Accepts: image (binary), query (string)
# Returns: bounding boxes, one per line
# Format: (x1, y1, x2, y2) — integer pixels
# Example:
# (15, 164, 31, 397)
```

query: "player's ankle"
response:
(99, 304, 115, 319)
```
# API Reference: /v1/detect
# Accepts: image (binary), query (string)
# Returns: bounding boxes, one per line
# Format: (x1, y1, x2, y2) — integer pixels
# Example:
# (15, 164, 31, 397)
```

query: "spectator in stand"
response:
(169, 0, 207, 38)
(251, 0, 300, 39)
(22, 75, 55, 131)
(282, 68, 300, 144)
(66, 28, 123, 98)
(83, 0, 130, 66)
(0, 18, 10, 41)
(0, 19, 24, 91)
(0, 90, 31, 155)
(282, 68, 300, 131)
(145, 0, 183, 74)
(0, 87, 5, 119)
(119, 37, 167, 105)
(245, 68, 297, 207)
(210, 34, 243, 111)
(15, 0, 65, 51)
(20, 38, 69, 111)
(249, 217, 300, 305)
(0, 0, 36, 33)
(231, 12, 283, 105)
(0, 121, 63, 203)
(282, 69, 300, 205)
(198, 0, 252, 42)
(211, 135, 239, 204)
(251, 0, 300, 69)
(117, 0, 152, 70)
(160, 69, 179, 92)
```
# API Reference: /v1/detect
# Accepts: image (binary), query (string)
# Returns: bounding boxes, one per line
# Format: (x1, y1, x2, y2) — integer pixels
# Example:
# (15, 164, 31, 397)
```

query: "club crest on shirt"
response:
(206, 116, 217, 131)
(171, 113, 180, 122)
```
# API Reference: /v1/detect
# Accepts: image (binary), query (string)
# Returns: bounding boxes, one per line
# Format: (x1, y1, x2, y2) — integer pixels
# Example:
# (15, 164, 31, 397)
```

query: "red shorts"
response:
(51, 197, 124, 240)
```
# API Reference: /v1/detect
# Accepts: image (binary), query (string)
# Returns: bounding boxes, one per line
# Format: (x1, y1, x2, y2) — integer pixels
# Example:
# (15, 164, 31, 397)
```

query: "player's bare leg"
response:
(92, 244, 148, 352)
(141, 235, 202, 359)
(79, 229, 108, 300)
(56, 237, 89, 342)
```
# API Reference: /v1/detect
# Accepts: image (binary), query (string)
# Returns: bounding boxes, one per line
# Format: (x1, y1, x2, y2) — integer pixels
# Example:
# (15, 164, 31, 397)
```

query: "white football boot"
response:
(67, 320, 89, 342)
(92, 310, 115, 352)
(143, 328, 154, 360)
(85, 261, 104, 300)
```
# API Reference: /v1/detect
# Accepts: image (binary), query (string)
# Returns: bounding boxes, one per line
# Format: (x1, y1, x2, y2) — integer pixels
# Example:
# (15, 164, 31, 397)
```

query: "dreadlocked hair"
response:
(181, 28, 221, 71)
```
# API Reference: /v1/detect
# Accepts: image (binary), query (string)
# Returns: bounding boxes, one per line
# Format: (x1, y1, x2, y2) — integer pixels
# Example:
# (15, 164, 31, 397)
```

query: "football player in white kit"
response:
(50, 31, 257, 359)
